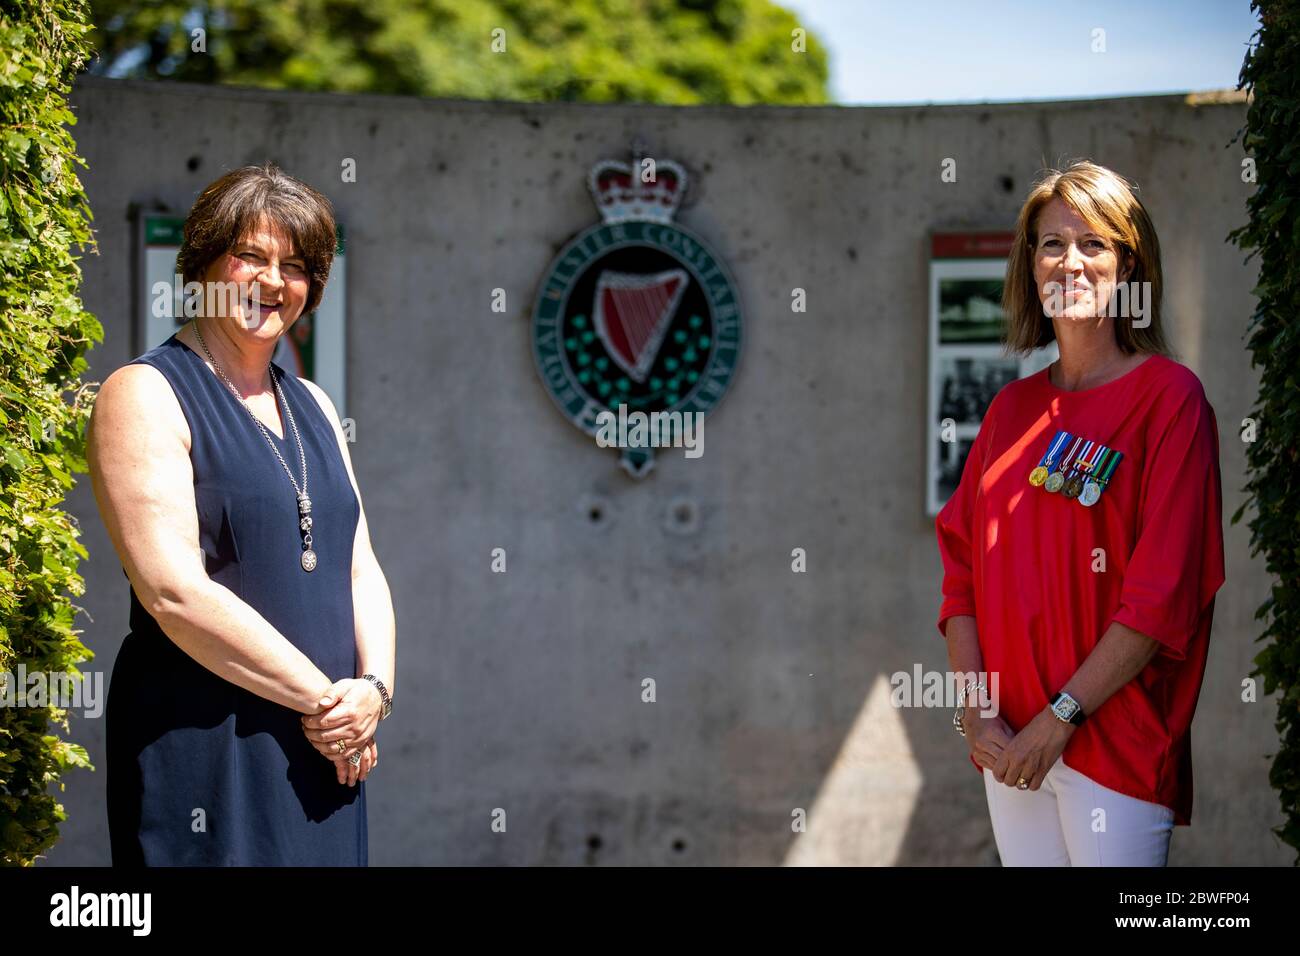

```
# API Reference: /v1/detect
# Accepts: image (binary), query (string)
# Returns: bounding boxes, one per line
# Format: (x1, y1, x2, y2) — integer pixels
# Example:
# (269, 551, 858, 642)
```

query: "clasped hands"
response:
(301, 678, 384, 787)
(962, 704, 1075, 791)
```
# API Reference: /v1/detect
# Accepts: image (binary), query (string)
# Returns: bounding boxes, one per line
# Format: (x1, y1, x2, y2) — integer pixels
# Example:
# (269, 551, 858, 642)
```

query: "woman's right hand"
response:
(963, 710, 1015, 769)
(301, 678, 383, 762)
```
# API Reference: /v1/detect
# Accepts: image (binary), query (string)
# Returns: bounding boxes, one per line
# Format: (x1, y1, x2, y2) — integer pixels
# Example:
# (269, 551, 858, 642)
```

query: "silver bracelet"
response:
(952, 679, 987, 738)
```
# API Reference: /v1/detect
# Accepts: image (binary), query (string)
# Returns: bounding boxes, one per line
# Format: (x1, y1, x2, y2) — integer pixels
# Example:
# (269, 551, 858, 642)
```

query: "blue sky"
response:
(779, 0, 1261, 104)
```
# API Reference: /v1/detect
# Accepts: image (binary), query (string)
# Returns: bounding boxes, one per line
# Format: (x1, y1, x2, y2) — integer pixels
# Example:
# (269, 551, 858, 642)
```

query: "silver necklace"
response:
(191, 322, 318, 572)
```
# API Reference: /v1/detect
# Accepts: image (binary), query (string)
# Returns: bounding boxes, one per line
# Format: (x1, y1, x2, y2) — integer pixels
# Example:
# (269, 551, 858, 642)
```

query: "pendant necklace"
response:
(192, 322, 318, 572)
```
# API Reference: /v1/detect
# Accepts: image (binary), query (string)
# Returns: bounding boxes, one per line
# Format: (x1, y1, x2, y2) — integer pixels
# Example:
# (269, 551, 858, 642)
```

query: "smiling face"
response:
(201, 216, 311, 339)
(1031, 197, 1134, 326)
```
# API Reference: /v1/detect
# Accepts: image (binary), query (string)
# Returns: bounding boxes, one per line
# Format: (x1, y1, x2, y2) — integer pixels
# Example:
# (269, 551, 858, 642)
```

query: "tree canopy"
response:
(88, 0, 831, 104)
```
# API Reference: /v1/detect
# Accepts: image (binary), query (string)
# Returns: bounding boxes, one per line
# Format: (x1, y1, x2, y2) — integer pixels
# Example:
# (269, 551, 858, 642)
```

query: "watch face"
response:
(1053, 696, 1078, 720)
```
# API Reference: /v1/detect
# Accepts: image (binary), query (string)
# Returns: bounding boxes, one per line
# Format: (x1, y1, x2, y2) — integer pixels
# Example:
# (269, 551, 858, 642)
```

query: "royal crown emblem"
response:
(587, 158, 686, 224)
(531, 152, 743, 477)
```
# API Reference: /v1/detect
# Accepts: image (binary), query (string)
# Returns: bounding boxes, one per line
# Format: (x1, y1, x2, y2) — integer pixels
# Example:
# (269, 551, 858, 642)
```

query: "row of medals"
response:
(1027, 432, 1120, 508)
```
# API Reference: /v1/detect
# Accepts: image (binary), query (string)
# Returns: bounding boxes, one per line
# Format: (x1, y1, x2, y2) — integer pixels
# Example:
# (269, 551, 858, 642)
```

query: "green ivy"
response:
(1229, 0, 1300, 862)
(0, 0, 102, 866)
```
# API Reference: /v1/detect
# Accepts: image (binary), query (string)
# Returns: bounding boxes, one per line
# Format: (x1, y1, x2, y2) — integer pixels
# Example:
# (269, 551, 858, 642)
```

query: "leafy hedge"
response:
(1229, 0, 1300, 860)
(0, 0, 102, 865)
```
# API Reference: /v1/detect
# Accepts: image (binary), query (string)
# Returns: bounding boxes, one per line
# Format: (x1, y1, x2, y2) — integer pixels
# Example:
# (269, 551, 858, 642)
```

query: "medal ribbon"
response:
(1094, 448, 1123, 486)
(1039, 430, 1070, 469)
(1064, 440, 1092, 479)
(1077, 442, 1106, 477)
(1055, 436, 1083, 474)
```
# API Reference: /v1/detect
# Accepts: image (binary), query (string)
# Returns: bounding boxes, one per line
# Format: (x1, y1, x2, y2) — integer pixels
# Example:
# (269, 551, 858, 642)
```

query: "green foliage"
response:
(1228, 0, 1300, 862)
(87, 0, 829, 104)
(0, 0, 102, 866)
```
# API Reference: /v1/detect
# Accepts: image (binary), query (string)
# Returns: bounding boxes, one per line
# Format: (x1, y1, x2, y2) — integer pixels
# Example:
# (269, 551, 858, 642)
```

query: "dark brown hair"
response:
(1002, 159, 1168, 356)
(177, 163, 336, 316)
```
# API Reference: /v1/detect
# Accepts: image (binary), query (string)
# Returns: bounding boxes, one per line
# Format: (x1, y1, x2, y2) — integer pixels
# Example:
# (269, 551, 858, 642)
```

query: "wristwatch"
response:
(362, 674, 393, 720)
(1050, 691, 1086, 726)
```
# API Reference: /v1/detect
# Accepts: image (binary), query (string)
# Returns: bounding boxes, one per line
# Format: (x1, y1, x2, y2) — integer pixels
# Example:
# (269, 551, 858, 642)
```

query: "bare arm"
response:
(942, 615, 985, 683)
(301, 380, 395, 701)
(87, 364, 334, 714)
(942, 614, 1012, 770)
(1058, 619, 1159, 716)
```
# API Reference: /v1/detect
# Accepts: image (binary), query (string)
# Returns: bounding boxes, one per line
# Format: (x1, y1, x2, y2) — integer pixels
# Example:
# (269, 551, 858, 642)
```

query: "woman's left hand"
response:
(992, 707, 1075, 790)
(301, 678, 383, 762)
(329, 738, 378, 787)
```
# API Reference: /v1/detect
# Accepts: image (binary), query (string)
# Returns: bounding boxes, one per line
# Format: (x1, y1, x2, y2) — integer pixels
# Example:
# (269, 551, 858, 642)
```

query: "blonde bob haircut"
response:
(1002, 160, 1169, 356)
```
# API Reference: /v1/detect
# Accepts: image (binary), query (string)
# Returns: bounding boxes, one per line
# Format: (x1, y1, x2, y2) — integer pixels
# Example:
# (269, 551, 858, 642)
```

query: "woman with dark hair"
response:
(88, 163, 395, 866)
(935, 160, 1224, 866)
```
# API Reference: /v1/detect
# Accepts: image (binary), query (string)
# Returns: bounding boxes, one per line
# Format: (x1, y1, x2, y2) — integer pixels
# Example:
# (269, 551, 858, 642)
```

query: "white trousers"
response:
(982, 757, 1175, 866)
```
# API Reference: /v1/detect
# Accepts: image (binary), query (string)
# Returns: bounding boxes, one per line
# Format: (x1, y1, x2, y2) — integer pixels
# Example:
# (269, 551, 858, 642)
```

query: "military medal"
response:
(1029, 430, 1070, 487)
(1044, 436, 1082, 493)
(1062, 440, 1096, 499)
(1080, 448, 1123, 507)
(1070, 443, 1105, 505)
(1079, 469, 1103, 507)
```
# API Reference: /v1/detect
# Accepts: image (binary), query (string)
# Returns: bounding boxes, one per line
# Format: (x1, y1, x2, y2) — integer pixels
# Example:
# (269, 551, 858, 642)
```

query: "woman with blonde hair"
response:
(936, 160, 1224, 866)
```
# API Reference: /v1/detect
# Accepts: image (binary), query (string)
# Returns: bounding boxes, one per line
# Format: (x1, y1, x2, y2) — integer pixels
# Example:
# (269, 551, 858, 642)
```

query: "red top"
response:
(935, 354, 1224, 825)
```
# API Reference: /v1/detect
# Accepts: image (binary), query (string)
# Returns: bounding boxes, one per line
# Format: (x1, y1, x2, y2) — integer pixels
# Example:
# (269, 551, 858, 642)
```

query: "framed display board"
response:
(137, 214, 348, 414)
(926, 232, 1057, 516)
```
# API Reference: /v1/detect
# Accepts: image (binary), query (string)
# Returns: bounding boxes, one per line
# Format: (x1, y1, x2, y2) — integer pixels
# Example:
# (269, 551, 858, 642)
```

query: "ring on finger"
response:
(335, 739, 348, 754)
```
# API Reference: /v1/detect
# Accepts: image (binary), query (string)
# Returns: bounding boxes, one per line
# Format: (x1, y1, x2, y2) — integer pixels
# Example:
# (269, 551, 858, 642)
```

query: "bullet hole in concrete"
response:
(999, 175, 1015, 193)
(847, 246, 857, 261)
(587, 834, 602, 851)
(664, 496, 700, 535)
(672, 838, 687, 852)
(581, 494, 613, 528)
(186, 155, 201, 172)
(368, 122, 378, 137)
(437, 161, 447, 173)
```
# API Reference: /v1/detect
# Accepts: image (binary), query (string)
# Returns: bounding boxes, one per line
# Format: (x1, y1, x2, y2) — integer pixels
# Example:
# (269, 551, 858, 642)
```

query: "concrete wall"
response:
(44, 76, 1284, 865)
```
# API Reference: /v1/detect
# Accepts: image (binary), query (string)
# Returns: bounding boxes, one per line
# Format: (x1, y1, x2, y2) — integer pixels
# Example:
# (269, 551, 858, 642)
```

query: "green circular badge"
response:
(532, 166, 743, 477)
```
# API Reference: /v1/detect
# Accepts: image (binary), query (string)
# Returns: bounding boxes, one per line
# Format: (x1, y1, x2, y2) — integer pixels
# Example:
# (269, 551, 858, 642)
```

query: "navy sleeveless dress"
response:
(106, 332, 366, 866)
